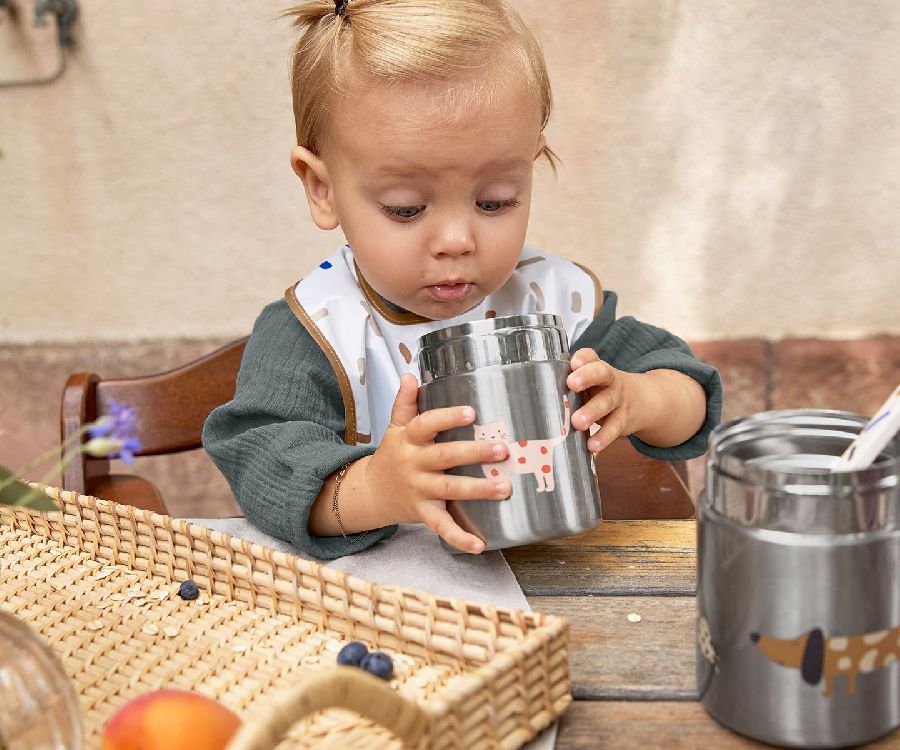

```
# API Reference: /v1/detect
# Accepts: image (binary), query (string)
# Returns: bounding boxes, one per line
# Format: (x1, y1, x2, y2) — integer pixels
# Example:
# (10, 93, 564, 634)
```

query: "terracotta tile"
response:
(689, 339, 768, 422)
(685, 340, 769, 498)
(771, 337, 900, 417)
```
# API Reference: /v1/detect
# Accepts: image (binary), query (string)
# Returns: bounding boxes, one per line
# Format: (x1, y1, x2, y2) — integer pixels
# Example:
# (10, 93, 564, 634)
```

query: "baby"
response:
(203, 0, 723, 558)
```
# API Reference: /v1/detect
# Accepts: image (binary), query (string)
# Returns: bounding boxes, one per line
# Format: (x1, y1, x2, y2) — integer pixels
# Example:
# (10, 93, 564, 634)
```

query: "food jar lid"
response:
(705, 409, 899, 533)
(417, 314, 569, 382)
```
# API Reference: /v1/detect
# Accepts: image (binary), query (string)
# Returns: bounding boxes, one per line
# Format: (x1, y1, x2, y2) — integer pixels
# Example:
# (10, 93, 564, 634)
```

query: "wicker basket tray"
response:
(0, 486, 571, 749)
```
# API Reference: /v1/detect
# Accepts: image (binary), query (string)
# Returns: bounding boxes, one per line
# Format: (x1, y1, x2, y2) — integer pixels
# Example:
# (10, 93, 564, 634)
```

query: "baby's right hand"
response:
(365, 373, 510, 554)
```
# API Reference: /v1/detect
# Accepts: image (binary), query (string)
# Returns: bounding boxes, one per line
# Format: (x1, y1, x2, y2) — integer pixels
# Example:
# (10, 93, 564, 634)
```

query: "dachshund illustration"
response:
(750, 625, 900, 696)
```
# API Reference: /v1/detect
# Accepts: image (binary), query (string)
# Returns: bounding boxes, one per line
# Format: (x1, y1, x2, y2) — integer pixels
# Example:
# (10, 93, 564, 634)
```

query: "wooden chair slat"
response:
(61, 371, 100, 497)
(84, 474, 167, 515)
(94, 338, 246, 455)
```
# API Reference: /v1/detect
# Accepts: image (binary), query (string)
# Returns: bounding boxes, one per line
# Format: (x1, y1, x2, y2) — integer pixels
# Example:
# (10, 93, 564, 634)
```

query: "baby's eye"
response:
(380, 204, 425, 220)
(476, 199, 520, 213)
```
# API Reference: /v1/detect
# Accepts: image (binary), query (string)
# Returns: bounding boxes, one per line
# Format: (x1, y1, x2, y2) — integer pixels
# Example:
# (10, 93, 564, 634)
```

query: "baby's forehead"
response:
(324, 70, 542, 145)
(408, 75, 532, 121)
(323, 74, 542, 170)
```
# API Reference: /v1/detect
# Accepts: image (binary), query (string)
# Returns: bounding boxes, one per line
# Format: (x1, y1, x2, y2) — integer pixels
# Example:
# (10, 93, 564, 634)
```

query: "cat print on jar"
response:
(473, 395, 570, 493)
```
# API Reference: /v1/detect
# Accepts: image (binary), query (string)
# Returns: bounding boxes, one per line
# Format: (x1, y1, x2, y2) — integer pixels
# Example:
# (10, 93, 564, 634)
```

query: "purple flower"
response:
(115, 437, 141, 464)
(87, 399, 138, 438)
(84, 399, 141, 464)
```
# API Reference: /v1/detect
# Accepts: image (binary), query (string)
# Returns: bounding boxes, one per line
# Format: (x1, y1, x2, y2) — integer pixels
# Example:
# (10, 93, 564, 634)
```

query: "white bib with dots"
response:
(285, 245, 600, 446)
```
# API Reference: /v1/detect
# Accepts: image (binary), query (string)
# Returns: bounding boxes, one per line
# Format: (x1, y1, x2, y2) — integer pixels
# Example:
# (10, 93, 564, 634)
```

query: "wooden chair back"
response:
(60, 338, 694, 519)
(60, 338, 248, 514)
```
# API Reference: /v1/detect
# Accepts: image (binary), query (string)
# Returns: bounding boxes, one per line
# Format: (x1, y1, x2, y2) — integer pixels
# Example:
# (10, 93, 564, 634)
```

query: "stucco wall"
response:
(2, 1, 898, 344)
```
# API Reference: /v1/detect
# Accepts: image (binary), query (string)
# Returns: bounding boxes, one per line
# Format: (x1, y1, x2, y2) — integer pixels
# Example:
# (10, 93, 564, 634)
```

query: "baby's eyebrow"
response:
(362, 158, 531, 183)
(358, 165, 428, 187)
(476, 157, 532, 174)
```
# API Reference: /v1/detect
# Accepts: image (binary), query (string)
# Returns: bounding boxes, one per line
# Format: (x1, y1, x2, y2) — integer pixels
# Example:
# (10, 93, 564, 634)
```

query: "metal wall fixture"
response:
(0, 0, 80, 88)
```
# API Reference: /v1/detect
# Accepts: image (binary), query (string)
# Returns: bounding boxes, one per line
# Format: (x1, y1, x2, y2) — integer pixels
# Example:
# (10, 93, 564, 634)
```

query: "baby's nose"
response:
(431, 218, 475, 257)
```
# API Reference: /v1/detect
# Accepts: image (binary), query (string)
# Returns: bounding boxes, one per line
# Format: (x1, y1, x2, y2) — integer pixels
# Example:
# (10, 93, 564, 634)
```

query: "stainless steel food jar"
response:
(697, 409, 900, 748)
(417, 314, 602, 550)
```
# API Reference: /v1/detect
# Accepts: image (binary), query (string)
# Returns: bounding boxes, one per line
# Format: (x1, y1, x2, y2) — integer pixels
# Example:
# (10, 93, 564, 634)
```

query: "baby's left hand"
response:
(566, 347, 650, 452)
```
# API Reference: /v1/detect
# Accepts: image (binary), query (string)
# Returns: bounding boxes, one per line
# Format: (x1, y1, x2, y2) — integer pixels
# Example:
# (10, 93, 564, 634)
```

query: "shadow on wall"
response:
(534, 0, 899, 339)
(638, 3, 898, 336)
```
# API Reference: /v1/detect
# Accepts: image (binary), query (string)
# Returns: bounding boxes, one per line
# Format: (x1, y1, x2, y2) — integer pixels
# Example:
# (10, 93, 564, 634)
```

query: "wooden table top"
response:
(504, 520, 898, 749)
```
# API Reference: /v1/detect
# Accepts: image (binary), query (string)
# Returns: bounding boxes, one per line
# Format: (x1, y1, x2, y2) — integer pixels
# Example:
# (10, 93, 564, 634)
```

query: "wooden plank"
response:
(526, 596, 697, 700)
(506, 520, 696, 596)
(555, 701, 900, 749)
(534, 520, 697, 549)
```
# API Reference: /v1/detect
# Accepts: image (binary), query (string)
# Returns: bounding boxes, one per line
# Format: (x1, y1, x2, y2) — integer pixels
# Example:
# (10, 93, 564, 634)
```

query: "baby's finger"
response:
(588, 410, 626, 452)
(569, 347, 601, 371)
(407, 405, 476, 444)
(427, 472, 511, 501)
(389, 373, 421, 428)
(567, 359, 615, 393)
(418, 502, 486, 554)
(571, 389, 617, 431)
(425, 439, 508, 471)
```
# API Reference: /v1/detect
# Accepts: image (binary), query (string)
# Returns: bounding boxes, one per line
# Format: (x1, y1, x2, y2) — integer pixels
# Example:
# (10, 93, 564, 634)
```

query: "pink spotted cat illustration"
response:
(473, 396, 571, 492)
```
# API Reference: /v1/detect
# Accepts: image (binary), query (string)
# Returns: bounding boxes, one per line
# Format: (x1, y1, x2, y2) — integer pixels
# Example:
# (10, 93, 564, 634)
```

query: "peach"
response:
(101, 689, 241, 750)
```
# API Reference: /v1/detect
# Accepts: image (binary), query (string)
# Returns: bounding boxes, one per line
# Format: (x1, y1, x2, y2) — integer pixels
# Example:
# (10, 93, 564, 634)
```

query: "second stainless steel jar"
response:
(417, 314, 602, 550)
(698, 409, 900, 748)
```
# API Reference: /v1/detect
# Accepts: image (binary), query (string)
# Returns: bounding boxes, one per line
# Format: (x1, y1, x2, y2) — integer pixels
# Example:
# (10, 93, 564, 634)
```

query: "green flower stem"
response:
(10, 446, 89, 508)
(0, 424, 96, 493)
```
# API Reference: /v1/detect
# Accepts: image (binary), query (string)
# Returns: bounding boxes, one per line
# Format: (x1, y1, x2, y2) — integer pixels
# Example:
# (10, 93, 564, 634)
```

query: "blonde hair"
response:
(282, 0, 557, 166)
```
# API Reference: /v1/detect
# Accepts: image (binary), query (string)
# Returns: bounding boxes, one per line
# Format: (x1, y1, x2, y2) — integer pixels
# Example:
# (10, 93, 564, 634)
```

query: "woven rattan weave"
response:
(0, 486, 570, 749)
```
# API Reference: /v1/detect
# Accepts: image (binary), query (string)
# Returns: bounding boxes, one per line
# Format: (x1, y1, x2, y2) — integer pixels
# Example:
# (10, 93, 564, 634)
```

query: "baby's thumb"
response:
(390, 373, 420, 428)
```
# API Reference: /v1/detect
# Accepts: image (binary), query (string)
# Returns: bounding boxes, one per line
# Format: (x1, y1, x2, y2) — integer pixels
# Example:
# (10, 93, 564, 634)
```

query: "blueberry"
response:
(360, 651, 394, 680)
(178, 579, 199, 600)
(337, 641, 369, 667)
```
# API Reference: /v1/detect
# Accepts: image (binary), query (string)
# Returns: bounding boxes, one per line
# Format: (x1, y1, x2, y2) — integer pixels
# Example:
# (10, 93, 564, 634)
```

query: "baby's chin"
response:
(375, 284, 486, 321)
(414, 294, 488, 322)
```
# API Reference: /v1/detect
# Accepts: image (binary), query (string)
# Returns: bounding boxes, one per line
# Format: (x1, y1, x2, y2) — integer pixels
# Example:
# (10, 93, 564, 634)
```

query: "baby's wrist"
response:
(630, 368, 704, 447)
(628, 370, 666, 436)
(327, 456, 386, 534)
(358, 452, 409, 526)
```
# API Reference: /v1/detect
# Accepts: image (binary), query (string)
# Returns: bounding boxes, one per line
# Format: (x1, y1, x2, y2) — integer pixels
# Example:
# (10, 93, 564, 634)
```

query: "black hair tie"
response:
(335, 0, 349, 17)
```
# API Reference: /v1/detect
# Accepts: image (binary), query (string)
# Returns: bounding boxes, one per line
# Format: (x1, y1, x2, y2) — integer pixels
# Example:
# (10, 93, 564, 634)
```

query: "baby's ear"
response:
(291, 146, 338, 230)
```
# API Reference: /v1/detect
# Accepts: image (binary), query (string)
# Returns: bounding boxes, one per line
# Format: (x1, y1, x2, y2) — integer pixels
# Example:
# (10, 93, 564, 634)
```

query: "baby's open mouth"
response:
(427, 282, 471, 302)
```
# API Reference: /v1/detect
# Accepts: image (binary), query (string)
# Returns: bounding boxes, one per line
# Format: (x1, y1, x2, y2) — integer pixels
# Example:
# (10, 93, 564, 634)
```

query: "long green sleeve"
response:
(202, 300, 397, 559)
